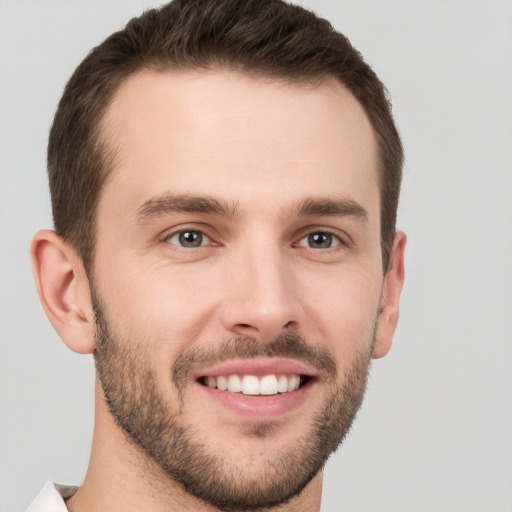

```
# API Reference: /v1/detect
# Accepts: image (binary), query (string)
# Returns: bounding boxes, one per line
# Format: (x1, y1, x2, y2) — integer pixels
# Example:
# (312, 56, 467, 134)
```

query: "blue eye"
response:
(167, 230, 210, 248)
(298, 232, 341, 249)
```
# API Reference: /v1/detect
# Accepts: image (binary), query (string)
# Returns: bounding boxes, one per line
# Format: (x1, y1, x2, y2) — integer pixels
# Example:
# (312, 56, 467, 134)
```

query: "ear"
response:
(31, 230, 95, 354)
(373, 231, 406, 359)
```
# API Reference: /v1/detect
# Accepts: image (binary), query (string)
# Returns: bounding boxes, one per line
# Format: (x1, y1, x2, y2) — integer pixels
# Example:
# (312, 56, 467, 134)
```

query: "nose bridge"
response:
(220, 233, 301, 340)
(248, 243, 290, 310)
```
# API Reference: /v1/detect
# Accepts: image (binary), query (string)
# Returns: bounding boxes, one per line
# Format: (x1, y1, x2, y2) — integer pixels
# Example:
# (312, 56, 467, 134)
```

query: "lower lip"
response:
(195, 380, 314, 418)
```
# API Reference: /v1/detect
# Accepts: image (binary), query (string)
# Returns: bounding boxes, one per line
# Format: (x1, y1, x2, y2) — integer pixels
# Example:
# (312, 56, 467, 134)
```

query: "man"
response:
(28, 0, 405, 510)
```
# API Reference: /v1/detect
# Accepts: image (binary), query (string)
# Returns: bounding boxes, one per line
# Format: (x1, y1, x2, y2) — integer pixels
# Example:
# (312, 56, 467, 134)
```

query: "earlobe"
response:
(373, 231, 406, 359)
(31, 230, 95, 354)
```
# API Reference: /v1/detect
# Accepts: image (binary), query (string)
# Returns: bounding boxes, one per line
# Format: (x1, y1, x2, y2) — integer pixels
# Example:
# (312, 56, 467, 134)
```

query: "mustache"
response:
(172, 332, 337, 390)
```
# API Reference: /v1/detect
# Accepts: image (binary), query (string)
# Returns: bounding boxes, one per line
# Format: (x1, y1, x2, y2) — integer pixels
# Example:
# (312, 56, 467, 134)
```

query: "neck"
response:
(65, 382, 323, 512)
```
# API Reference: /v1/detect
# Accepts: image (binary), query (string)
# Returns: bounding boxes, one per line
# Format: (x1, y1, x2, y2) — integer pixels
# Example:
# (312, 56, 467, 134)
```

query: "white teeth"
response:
(260, 375, 278, 395)
(227, 374, 242, 392)
(277, 375, 288, 393)
(204, 373, 304, 395)
(288, 375, 300, 392)
(241, 375, 260, 395)
(217, 375, 228, 391)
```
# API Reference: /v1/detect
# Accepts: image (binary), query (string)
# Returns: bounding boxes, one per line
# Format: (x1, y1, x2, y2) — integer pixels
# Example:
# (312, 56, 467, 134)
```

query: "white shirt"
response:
(26, 482, 78, 512)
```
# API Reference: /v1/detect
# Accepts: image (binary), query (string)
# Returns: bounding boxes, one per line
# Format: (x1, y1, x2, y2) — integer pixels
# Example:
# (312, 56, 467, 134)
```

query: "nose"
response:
(219, 245, 303, 342)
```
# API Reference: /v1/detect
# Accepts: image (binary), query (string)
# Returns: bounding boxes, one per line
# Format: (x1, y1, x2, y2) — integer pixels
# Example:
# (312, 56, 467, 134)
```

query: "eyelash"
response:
(164, 229, 216, 249)
(163, 228, 345, 250)
(295, 231, 343, 250)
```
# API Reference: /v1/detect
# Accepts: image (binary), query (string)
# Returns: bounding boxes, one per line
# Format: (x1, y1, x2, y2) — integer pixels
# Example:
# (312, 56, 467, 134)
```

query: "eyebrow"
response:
(292, 197, 368, 221)
(135, 193, 368, 224)
(136, 193, 239, 223)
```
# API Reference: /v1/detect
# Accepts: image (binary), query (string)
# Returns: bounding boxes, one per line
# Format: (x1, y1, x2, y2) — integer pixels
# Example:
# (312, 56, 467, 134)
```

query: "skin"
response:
(31, 69, 406, 512)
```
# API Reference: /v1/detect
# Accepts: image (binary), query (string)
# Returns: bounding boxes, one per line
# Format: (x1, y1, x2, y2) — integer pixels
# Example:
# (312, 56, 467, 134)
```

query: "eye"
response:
(297, 232, 341, 249)
(166, 230, 210, 248)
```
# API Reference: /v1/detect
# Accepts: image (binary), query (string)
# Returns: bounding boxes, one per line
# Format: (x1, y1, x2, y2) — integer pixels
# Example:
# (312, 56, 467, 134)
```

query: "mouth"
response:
(198, 373, 312, 395)
(191, 358, 317, 417)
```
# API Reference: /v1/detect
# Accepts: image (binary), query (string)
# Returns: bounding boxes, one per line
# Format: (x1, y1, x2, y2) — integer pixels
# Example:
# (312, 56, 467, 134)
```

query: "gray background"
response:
(1, 1, 511, 511)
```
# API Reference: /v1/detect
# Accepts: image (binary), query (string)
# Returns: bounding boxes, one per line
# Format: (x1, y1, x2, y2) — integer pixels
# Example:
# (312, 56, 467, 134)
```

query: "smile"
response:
(199, 373, 310, 395)
(192, 359, 318, 417)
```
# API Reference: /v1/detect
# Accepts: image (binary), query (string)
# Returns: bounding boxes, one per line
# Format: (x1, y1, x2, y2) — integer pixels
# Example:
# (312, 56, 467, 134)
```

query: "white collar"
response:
(27, 482, 78, 512)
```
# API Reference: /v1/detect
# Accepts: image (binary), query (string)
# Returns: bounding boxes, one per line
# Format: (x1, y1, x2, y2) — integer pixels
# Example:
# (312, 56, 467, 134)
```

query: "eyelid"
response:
(167, 230, 210, 247)
(296, 232, 341, 249)
(293, 226, 349, 248)
(161, 224, 219, 247)
(295, 230, 344, 252)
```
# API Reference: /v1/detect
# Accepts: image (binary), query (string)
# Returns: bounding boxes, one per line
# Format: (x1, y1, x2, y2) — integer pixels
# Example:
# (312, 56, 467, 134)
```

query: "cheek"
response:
(300, 265, 382, 358)
(95, 255, 223, 354)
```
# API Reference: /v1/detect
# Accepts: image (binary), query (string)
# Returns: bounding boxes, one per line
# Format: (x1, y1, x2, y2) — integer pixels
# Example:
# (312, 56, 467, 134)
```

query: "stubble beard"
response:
(92, 289, 375, 511)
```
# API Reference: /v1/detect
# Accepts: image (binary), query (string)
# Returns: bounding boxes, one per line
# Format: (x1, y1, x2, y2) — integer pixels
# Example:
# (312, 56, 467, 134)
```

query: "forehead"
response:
(100, 69, 379, 221)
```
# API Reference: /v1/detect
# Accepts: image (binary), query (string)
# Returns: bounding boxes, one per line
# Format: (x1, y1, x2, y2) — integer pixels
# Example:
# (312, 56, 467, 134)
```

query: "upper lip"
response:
(191, 357, 318, 380)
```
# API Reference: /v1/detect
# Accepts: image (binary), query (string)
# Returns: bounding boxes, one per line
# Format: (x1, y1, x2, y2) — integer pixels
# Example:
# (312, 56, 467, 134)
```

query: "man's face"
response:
(92, 70, 385, 509)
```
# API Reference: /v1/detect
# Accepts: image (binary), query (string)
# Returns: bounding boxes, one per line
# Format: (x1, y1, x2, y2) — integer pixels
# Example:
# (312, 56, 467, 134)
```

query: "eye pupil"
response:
(179, 231, 203, 247)
(308, 233, 332, 249)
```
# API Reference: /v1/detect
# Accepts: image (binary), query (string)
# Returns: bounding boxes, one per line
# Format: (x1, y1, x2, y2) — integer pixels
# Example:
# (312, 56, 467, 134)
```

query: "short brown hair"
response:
(48, 0, 403, 274)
